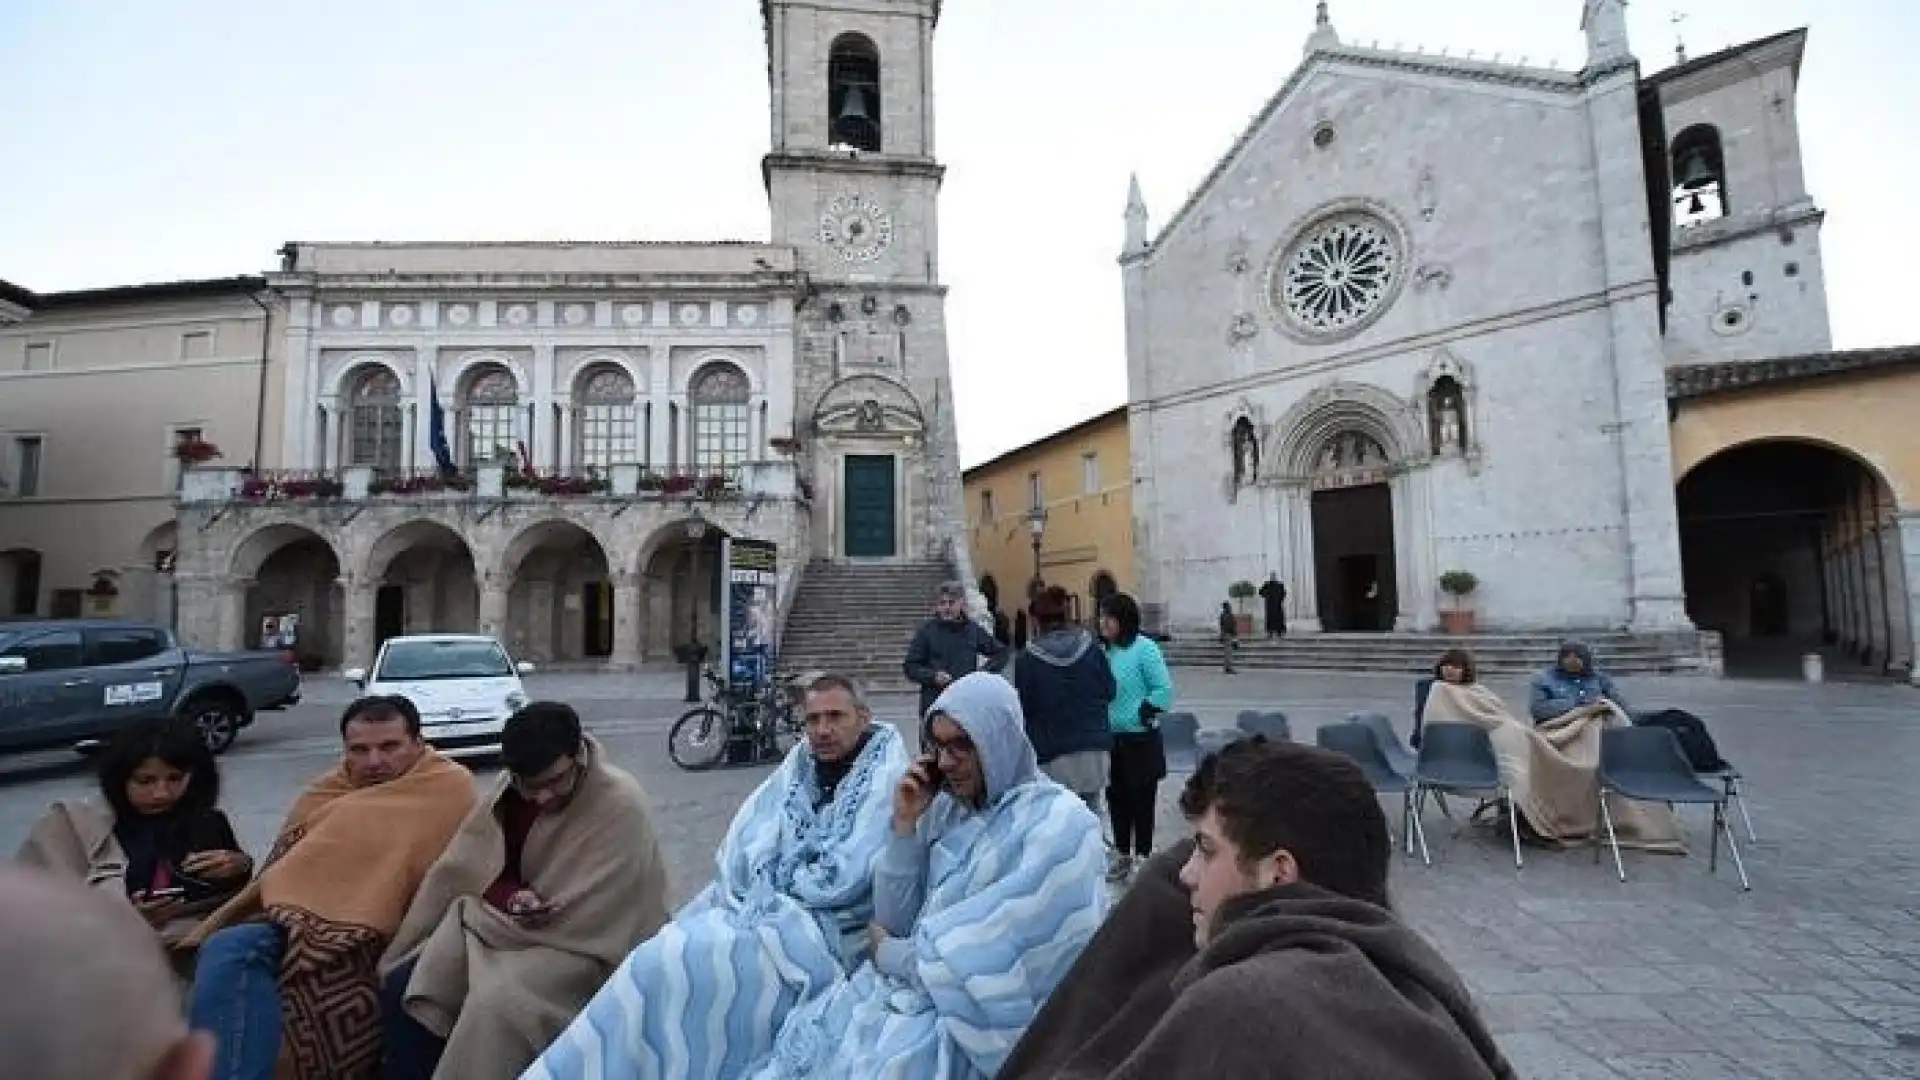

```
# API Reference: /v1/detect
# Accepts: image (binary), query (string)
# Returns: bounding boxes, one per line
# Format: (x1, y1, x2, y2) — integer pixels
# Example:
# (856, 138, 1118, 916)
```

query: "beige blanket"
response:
(380, 737, 669, 1080)
(16, 799, 237, 947)
(1424, 682, 1683, 852)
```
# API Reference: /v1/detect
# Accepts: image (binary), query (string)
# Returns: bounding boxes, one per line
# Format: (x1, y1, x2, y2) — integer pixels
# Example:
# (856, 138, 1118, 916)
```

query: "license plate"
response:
(428, 719, 502, 739)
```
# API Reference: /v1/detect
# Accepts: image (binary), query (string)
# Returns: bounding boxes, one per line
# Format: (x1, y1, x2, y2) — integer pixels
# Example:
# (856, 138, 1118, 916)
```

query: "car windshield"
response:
(376, 640, 513, 681)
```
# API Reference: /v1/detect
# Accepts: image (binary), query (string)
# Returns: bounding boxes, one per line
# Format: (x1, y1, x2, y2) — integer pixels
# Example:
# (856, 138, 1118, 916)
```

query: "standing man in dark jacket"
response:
(1258, 574, 1288, 638)
(1014, 586, 1116, 815)
(903, 581, 1009, 720)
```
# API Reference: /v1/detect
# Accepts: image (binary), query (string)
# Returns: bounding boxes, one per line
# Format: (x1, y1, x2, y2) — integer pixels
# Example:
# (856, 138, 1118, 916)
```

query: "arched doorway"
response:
(1678, 440, 1908, 676)
(1309, 431, 1397, 632)
(502, 521, 614, 665)
(641, 521, 727, 660)
(232, 525, 342, 666)
(0, 548, 42, 618)
(365, 521, 480, 650)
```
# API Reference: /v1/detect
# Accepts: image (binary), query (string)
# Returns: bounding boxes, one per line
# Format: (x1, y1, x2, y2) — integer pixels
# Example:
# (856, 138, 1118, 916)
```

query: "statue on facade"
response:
(1230, 417, 1259, 487)
(1428, 377, 1468, 455)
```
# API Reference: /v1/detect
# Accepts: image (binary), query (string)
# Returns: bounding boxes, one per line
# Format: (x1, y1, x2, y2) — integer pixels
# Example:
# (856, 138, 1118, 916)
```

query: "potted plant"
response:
(1438, 570, 1479, 635)
(173, 437, 223, 465)
(1228, 580, 1258, 637)
(769, 435, 803, 456)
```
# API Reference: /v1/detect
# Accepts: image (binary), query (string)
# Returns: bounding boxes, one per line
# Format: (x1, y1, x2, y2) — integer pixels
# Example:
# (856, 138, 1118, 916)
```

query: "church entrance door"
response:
(843, 455, 898, 558)
(1312, 483, 1397, 632)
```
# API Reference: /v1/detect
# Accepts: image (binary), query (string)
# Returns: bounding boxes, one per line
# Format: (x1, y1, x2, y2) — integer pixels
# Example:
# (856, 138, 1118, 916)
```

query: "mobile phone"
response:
(917, 754, 945, 791)
(145, 887, 188, 901)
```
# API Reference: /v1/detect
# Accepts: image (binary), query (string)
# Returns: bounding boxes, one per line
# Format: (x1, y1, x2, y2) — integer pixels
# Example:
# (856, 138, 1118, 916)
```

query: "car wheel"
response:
(187, 698, 244, 755)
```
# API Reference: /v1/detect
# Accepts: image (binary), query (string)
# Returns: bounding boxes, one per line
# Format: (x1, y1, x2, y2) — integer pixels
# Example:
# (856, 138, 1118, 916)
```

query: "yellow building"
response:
(963, 406, 1131, 626)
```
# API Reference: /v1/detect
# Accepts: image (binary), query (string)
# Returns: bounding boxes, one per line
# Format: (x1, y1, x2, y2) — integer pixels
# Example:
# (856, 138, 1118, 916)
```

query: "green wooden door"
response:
(843, 455, 898, 558)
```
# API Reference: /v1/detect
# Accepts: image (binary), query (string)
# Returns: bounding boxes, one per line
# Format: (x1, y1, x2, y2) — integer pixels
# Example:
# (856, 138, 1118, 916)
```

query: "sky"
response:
(2, 1, 1914, 468)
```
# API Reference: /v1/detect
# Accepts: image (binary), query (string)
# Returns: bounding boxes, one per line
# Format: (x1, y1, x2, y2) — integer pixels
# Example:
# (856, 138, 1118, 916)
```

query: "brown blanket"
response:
(184, 750, 475, 1080)
(381, 738, 669, 1080)
(1000, 842, 1197, 1080)
(1424, 682, 1682, 851)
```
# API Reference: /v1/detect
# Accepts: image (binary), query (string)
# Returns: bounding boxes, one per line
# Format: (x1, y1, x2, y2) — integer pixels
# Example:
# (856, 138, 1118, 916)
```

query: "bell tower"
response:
(762, 0, 975, 580)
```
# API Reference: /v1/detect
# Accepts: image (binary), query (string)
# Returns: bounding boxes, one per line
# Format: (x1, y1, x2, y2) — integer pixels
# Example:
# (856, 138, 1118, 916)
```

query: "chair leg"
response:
(1728, 777, 1758, 843)
(1708, 804, 1722, 874)
(1719, 804, 1752, 891)
(1409, 791, 1432, 867)
(1599, 788, 1627, 882)
(1433, 791, 1455, 820)
(1502, 786, 1524, 870)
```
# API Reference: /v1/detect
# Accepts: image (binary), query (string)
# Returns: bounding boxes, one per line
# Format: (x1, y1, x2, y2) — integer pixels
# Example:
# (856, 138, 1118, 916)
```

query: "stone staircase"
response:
(1161, 630, 1720, 676)
(779, 560, 956, 689)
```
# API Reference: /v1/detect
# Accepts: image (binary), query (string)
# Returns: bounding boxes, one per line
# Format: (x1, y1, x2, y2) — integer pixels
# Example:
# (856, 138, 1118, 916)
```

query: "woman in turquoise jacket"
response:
(1098, 592, 1175, 884)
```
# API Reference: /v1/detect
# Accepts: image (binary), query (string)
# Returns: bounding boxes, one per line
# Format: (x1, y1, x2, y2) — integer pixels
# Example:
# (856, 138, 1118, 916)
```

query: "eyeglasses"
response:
(510, 759, 583, 798)
(925, 732, 976, 758)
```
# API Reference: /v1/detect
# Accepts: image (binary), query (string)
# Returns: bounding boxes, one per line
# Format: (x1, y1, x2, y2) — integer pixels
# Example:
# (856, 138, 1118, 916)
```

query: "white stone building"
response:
(170, 0, 973, 671)
(1123, 2, 1831, 638)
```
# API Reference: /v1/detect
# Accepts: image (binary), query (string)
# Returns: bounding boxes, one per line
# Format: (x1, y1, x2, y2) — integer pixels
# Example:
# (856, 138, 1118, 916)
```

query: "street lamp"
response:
(1026, 505, 1048, 596)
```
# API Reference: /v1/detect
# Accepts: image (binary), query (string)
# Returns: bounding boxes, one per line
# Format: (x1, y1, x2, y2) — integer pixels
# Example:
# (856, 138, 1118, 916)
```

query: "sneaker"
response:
(1105, 853, 1134, 885)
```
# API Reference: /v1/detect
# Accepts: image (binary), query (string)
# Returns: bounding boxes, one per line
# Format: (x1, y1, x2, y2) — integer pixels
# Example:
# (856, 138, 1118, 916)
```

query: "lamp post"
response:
(1026, 505, 1048, 597)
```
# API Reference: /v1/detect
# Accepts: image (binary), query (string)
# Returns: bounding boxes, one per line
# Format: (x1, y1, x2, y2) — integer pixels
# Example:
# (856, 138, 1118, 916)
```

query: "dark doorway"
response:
(1312, 484, 1397, 632)
(582, 582, 613, 658)
(3, 550, 41, 617)
(374, 585, 406, 649)
(843, 455, 898, 558)
(1749, 573, 1789, 637)
(1678, 440, 1902, 677)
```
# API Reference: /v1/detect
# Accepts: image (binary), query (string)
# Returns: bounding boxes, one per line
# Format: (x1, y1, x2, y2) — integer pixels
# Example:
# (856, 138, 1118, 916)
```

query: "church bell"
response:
(835, 85, 875, 131)
(1673, 146, 1719, 191)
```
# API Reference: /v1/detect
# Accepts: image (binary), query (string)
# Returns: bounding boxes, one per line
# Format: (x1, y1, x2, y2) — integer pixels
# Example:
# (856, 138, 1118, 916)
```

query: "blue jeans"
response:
(380, 957, 445, 1080)
(189, 923, 286, 1080)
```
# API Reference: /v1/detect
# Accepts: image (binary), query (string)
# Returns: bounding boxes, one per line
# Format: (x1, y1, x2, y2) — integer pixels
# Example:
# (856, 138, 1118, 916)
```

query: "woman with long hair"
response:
(1097, 592, 1175, 885)
(16, 720, 251, 941)
(1413, 648, 1476, 748)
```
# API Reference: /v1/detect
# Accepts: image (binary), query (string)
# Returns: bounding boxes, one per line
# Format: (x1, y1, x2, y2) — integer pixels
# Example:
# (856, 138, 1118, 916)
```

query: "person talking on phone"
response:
(16, 720, 252, 949)
(742, 672, 1108, 1080)
(375, 702, 667, 1080)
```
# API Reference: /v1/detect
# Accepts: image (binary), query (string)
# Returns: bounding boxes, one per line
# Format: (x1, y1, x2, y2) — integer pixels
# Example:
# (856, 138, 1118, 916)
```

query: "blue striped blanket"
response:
(523, 723, 909, 1080)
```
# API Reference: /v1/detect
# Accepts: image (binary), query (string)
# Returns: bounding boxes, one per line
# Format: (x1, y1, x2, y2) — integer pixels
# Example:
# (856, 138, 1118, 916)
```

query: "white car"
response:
(345, 634, 533, 759)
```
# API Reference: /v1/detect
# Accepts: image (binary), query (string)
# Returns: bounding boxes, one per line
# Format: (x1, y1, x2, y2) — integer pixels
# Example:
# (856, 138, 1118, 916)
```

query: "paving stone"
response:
(1497, 1033, 1623, 1080)
(1760, 992, 1850, 1020)
(1600, 1052, 1747, 1080)
(1800, 1019, 1898, 1047)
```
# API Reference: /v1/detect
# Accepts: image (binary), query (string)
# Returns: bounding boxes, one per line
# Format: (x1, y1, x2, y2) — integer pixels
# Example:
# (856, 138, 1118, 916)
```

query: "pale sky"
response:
(2, 1, 1913, 467)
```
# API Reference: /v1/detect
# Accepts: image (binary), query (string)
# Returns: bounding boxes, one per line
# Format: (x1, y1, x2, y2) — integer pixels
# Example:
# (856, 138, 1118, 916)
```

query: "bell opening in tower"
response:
(828, 34, 882, 153)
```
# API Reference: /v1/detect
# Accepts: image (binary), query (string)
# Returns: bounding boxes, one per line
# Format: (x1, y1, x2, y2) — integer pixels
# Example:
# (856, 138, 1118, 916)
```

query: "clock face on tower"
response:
(819, 194, 895, 263)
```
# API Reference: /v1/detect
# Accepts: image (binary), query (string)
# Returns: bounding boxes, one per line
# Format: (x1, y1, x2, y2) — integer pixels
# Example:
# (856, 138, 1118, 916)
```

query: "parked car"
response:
(0, 619, 302, 756)
(345, 634, 533, 760)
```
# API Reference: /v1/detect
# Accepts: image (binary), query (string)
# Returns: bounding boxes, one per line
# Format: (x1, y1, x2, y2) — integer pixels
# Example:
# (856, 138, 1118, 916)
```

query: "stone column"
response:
(609, 570, 643, 672)
(531, 345, 556, 468)
(319, 403, 338, 472)
(1898, 514, 1920, 686)
(527, 582, 556, 661)
(1861, 518, 1887, 668)
(1279, 485, 1322, 633)
(1878, 519, 1912, 674)
(646, 347, 671, 467)
(557, 401, 575, 471)
(1390, 469, 1438, 632)
(339, 577, 377, 672)
(479, 577, 511, 640)
(222, 579, 252, 651)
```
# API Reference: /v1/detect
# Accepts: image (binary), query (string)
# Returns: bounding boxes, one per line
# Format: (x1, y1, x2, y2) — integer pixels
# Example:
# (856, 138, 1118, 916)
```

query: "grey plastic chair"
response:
(1598, 726, 1751, 890)
(1235, 711, 1292, 742)
(1317, 724, 1429, 865)
(1346, 712, 1416, 778)
(1196, 726, 1248, 762)
(1414, 722, 1523, 869)
(1160, 712, 1201, 772)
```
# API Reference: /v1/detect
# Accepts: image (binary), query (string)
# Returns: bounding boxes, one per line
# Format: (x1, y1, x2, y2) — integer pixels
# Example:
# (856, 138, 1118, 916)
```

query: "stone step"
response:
(1161, 632, 1713, 676)
(780, 561, 960, 680)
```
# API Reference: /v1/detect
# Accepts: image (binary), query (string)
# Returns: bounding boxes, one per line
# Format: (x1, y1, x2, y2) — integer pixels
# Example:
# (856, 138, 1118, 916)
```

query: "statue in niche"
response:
(1427, 376, 1468, 455)
(1230, 417, 1259, 487)
(856, 399, 884, 431)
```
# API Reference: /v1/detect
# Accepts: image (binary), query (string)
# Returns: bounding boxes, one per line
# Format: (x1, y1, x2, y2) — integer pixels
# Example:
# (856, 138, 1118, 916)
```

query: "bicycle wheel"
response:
(668, 707, 729, 771)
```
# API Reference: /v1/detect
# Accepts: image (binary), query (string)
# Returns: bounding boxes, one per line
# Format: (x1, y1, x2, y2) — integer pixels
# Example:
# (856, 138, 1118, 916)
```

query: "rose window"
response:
(1273, 213, 1402, 337)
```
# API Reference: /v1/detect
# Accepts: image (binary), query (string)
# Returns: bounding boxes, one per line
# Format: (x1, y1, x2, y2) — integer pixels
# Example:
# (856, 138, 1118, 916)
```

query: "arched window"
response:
(690, 364, 751, 476)
(575, 366, 637, 468)
(828, 34, 882, 152)
(462, 365, 519, 465)
(348, 366, 405, 470)
(1671, 124, 1728, 228)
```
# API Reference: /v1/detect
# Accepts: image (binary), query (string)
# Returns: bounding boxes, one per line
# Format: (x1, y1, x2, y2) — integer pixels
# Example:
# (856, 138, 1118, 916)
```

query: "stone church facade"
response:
(172, 0, 974, 669)
(1124, 1, 1836, 639)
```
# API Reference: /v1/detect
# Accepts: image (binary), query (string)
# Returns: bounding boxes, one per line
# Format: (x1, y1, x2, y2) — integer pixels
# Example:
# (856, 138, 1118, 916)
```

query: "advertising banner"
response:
(722, 538, 779, 687)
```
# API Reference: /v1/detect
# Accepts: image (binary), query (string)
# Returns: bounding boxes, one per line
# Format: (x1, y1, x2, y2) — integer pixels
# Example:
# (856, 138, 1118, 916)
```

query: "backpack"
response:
(1633, 709, 1728, 773)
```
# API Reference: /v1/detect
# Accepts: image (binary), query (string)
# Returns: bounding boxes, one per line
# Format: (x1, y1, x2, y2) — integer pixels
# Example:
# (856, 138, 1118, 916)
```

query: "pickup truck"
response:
(0, 619, 302, 756)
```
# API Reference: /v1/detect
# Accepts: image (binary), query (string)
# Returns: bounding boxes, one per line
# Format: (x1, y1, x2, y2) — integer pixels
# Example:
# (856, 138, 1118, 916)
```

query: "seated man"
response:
(182, 696, 476, 1080)
(1529, 639, 1628, 724)
(378, 702, 669, 1080)
(999, 737, 1515, 1080)
(0, 865, 214, 1080)
(744, 672, 1108, 1080)
(526, 673, 911, 1080)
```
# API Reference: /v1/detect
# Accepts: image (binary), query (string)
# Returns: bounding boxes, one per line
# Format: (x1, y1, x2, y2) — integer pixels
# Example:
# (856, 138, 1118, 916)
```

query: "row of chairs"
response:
(1156, 709, 1753, 891)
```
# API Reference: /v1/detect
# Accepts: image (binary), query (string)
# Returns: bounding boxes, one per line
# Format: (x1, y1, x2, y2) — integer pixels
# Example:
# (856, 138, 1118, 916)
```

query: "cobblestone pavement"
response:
(3, 668, 1918, 1078)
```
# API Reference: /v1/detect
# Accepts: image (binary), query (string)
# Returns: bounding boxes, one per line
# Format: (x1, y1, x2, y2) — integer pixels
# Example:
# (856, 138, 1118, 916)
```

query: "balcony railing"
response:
(181, 460, 805, 506)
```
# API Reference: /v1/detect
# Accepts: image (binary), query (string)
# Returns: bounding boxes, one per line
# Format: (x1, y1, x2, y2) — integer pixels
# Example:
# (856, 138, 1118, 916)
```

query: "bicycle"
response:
(667, 667, 806, 771)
